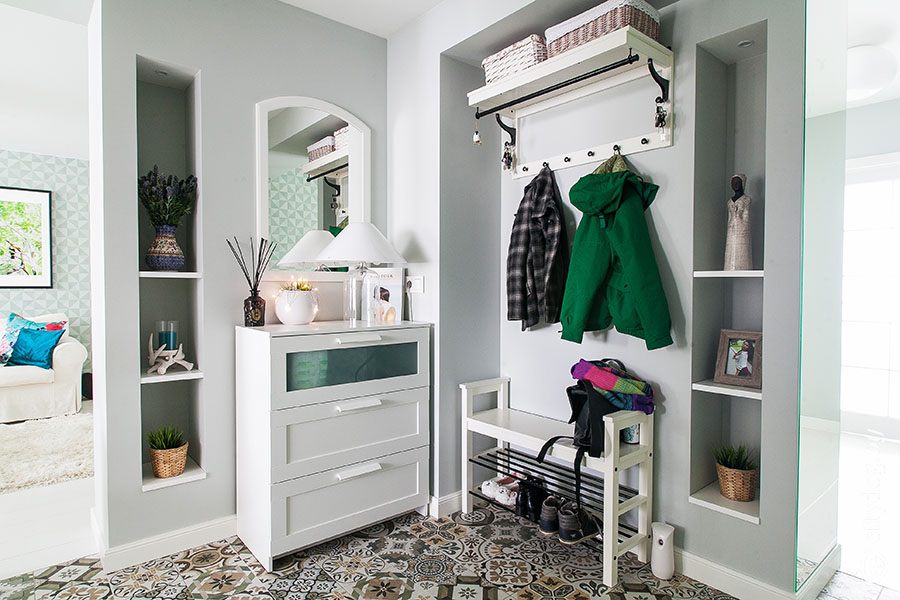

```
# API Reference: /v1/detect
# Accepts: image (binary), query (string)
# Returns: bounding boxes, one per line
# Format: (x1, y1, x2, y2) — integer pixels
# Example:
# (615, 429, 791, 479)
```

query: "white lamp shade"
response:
(277, 230, 335, 267)
(315, 222, 406, 266)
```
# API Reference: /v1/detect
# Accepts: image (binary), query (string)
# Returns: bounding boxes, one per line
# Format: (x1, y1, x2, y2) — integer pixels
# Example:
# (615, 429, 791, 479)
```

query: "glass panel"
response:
(286, 342, 418, 391)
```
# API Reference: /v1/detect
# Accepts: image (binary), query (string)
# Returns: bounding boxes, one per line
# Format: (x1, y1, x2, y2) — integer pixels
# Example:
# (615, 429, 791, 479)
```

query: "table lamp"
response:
(315, 222, 406, 323)
(277, 230, 335, 269)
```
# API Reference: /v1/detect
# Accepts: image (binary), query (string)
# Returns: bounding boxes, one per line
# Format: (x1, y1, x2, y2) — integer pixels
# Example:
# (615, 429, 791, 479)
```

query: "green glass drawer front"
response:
(285, 342, 418, 392)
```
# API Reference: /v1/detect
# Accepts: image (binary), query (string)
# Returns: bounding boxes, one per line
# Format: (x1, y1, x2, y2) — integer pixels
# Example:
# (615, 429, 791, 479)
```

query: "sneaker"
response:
(539, 496, 563, 536)
(481, 475, 515, 499)
(558, 501, 601, 544)
(495, 485, 518, 507)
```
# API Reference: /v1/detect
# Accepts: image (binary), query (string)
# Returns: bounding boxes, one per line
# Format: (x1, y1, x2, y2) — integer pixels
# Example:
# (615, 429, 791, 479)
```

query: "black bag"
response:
(537, 371, 620, 508)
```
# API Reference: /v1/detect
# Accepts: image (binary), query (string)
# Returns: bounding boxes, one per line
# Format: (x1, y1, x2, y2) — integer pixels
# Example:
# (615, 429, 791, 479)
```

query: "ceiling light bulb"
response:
(846, 45, 897, 102)
(737, 40, 754, 48)
(154, 69, 169, 76)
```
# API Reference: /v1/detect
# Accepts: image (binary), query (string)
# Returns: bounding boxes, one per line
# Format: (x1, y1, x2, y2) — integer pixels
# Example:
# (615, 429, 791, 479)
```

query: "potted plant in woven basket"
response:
(713, 444, 758, 502)
(148, 426, 188, 478)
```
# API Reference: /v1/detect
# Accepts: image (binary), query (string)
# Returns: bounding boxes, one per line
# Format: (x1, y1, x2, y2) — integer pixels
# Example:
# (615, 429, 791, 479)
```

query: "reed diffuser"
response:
(227, 237, 277, 327)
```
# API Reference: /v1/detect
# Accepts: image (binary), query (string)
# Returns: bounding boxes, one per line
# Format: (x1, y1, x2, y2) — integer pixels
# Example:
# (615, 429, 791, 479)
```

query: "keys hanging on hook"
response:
(496, 115, 517, 171)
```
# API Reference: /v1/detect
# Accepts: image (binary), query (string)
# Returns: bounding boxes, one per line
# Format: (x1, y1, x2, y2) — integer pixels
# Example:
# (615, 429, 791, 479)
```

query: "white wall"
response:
(389, 0, 804, 591)
(89, 0, 387, 548)
(0, 4, 88, 159)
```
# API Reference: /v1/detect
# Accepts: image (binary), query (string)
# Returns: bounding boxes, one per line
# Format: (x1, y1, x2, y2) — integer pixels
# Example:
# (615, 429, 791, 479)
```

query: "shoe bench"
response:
(459, 377, 654, 588)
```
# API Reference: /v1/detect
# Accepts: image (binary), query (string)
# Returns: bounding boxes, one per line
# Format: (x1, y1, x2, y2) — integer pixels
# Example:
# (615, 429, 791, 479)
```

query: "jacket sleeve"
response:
(560, 215, 612, 343)
(507, 206, 530, 324)
(607, 191, 673, 350)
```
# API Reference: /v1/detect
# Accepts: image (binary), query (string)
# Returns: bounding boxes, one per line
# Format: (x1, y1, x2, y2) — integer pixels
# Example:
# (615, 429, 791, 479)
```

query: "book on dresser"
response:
(235, 320, 432, 570)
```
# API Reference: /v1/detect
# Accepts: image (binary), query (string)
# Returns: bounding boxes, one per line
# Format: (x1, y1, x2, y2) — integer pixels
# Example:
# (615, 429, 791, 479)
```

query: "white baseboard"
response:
(675, 545, 839, 600)
(429, 492, 462, 518)
(99, 516, 237, 572)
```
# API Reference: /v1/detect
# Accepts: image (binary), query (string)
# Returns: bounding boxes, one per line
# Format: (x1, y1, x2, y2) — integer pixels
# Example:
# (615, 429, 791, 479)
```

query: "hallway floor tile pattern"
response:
(1, 506, 879, 600)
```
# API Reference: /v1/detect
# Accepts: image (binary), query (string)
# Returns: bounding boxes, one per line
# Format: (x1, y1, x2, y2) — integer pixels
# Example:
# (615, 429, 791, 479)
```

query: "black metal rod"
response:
(504, 447, 638, 498)
(306, 163, 348, 182)
(475, 53, 641, 120)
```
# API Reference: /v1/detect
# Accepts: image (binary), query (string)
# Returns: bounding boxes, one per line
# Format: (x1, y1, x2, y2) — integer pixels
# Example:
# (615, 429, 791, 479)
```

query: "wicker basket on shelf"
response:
(307, 136, 335, 162)
(150, 442, 189, 478)
(481, 34, 548, 84)
(715, 462, 758, 502)
(545, 0, 660, 58)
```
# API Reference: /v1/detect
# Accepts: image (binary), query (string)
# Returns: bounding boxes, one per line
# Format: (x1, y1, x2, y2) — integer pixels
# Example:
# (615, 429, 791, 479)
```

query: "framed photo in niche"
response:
(714, 329, 762, 389)
(0, 186, 52, 288)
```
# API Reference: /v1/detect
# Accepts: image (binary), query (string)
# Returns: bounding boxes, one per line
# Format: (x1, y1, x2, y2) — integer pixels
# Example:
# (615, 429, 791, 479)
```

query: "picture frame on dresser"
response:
(713, 329, 762, 389)
(0, 186, 52, 288)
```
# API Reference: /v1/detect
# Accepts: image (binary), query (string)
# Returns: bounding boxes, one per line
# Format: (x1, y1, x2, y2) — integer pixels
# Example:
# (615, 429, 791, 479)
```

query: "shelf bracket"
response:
(495, 114, 516, 146)
(323, 178, 341, 197)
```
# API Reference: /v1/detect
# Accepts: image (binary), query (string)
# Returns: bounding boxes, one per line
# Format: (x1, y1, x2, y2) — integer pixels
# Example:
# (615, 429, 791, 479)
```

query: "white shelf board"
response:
(691, 379, 762, 400)
(139, 271, 202, 279)
(468, 27, 672, 113)
(693, 270, 763, 278)
(301, 147, 349, 178)
(689, 481, 759, 524)
(141, 456, 206, 492)
(140, 370, 204, 385)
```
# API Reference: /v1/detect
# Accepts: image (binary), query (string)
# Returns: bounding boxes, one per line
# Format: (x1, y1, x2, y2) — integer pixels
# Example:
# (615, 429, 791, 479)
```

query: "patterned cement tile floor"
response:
(0, 505, 883, 600)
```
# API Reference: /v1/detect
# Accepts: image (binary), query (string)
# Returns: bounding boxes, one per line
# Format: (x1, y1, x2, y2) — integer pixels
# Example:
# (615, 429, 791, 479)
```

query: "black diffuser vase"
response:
(244, 290, 266, 327)
(228, 237, 276, 328)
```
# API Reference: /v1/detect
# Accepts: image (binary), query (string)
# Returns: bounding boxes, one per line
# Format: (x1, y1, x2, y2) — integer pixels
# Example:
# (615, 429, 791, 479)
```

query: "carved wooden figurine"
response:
(147, 334, 195, 375)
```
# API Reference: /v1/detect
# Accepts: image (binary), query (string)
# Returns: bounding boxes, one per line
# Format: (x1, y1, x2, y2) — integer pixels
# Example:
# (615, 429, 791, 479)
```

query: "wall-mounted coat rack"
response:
(467, 26, 674, 179)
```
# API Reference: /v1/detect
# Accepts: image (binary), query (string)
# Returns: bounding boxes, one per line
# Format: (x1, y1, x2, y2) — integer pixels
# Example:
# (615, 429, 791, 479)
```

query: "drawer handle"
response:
(336, 462, 382, 481)
(336, 397, 383, 413)
(335, 334, 383, 345)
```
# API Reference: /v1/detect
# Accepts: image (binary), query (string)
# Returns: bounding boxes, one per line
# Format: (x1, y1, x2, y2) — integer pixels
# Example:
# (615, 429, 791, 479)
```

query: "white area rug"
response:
(0, 412, 93, 493)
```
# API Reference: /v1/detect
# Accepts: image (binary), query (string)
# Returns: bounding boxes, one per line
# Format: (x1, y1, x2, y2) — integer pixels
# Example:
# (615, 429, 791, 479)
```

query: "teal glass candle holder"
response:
(156, 320, 179, 350)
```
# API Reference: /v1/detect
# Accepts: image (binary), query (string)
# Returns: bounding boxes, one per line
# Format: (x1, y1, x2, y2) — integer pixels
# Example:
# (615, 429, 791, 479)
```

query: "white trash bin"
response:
(651, 521, 675, 580)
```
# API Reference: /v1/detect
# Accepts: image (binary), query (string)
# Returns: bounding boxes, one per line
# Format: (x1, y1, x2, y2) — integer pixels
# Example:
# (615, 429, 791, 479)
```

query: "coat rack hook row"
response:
(495, 114, 517, 146)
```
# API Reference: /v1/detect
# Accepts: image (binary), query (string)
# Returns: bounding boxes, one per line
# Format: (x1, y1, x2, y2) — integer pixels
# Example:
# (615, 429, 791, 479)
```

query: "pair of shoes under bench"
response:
(542, 498, 601, 544)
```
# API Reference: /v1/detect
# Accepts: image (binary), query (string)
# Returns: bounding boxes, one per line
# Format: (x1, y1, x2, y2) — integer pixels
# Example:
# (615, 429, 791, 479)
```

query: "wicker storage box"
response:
(308, 136, 335, 162)
(545, 0, 660, 58)
(716, 463, 758, 502)
(333, 126, 350, 151)
(150, 442, 188, 478)
(481, 34, 548, 84)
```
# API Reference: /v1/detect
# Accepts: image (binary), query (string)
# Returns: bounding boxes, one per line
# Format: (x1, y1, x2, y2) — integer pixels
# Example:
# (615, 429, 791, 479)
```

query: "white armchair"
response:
(0, 313, 88, 423)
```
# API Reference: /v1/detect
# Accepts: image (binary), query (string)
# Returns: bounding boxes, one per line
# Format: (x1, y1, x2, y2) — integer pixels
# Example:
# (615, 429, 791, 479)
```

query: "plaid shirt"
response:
(507, 166, 569, 330)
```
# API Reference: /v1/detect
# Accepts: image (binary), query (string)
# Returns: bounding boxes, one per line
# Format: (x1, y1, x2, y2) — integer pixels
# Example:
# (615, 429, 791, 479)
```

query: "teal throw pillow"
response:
(8, 328, 66, 370)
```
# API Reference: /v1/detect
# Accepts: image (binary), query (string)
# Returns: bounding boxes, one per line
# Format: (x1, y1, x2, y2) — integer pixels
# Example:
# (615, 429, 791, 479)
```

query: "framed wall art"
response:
(714, 329, 762, 389)
(0, 186, 52, 288)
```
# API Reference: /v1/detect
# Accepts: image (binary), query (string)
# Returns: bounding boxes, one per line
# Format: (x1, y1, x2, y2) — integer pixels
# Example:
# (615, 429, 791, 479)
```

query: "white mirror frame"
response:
(255, 96, 372, 281)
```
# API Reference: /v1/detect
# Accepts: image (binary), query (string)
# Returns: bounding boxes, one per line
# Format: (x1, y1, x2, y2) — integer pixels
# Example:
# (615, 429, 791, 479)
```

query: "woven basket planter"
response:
(150, 442, 189, 478)
(716, 462, 758, 502)
(546, 0, 660, 58)
(482, 34, 548, 84)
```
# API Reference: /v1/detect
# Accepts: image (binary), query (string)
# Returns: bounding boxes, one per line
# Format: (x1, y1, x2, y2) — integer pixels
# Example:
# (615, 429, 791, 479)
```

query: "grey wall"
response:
(846, 98, 900, 159)
(89, 0, 387, 548)
(389, 0, 805, 591)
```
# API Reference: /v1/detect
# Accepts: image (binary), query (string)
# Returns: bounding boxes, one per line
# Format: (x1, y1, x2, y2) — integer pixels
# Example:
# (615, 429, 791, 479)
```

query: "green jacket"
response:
(560, 170, 673, 350)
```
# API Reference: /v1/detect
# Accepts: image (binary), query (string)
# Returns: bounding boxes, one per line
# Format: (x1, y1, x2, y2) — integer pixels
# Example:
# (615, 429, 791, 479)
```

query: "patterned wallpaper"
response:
(0, 149, 91, 370)
(268, 167, 319, 268)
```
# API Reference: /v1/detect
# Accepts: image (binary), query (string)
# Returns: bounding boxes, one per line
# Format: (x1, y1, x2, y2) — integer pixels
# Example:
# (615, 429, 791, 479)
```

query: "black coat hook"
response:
(495, 114, 517, 146)
(648, 58, 669, 104)
(613, 144, 621, 155)
(587, 151, 595, 157)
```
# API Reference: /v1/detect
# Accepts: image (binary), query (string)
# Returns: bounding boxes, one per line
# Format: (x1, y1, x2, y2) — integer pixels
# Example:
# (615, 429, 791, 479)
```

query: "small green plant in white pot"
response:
(148, 426, 188, 478)
(714, 444, 758, 502)
(275, 279, 319, 325)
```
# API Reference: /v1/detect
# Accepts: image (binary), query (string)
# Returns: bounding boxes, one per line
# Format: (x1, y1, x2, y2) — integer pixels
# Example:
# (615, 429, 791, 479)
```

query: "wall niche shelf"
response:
(688, 481, 760, 524)
(139, 271, 203, 279)
(694, 270, 763, 278)
(141, 456, 207, 492)
(692, 379, 762, 401)
(467, 26, 674, 179)
(302, 147, 349, 179)
(140, 370, 204, 385)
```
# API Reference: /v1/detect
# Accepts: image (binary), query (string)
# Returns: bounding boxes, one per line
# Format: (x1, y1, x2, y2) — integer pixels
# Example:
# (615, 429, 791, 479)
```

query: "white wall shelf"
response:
(467, 27, 672, 114)
(140, 370, 204, 385)
(141, 456, 207, 492)
(139, 271, 203, 279)
(692, 379, 762, 401)
(302, 147, 349, 178)
(693, 270, 764, 278)
(689, 481, 760, 524)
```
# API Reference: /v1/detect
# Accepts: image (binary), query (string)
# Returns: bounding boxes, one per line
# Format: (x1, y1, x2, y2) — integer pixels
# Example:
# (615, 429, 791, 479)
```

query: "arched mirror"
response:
(256, 96, 371, 276)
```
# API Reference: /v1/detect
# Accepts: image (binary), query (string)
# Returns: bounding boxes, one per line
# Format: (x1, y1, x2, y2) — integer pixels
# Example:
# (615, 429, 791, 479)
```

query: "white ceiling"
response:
(274, 0, 445, 38)
(0, 0, 92, 24)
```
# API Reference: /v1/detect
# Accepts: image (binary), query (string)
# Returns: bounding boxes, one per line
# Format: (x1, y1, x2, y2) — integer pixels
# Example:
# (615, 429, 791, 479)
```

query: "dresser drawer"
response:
(271, 387, 429, 482)
(271, 446, 429, 556)
(271, 327, 429, 410)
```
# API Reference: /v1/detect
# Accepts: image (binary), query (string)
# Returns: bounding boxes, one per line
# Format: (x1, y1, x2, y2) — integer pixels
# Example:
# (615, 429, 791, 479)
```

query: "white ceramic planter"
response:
(275, 290, 318, 325)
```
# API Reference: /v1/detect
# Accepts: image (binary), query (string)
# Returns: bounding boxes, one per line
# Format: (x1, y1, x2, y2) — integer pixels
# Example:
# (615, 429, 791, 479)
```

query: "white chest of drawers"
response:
(235, 321, 431, 570)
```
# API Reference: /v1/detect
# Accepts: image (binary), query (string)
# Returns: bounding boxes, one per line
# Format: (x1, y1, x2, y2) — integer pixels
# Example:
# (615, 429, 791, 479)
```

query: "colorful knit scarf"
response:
(570, 359, 655, 414)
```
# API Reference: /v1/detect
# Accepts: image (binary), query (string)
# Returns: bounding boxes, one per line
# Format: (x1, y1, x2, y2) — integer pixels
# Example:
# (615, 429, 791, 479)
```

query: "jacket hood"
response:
(569, 171, 659, 216)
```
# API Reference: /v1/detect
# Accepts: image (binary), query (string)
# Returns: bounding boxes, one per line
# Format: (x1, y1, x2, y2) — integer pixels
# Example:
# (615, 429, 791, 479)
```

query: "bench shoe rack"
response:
(460, 377, 654, 588)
